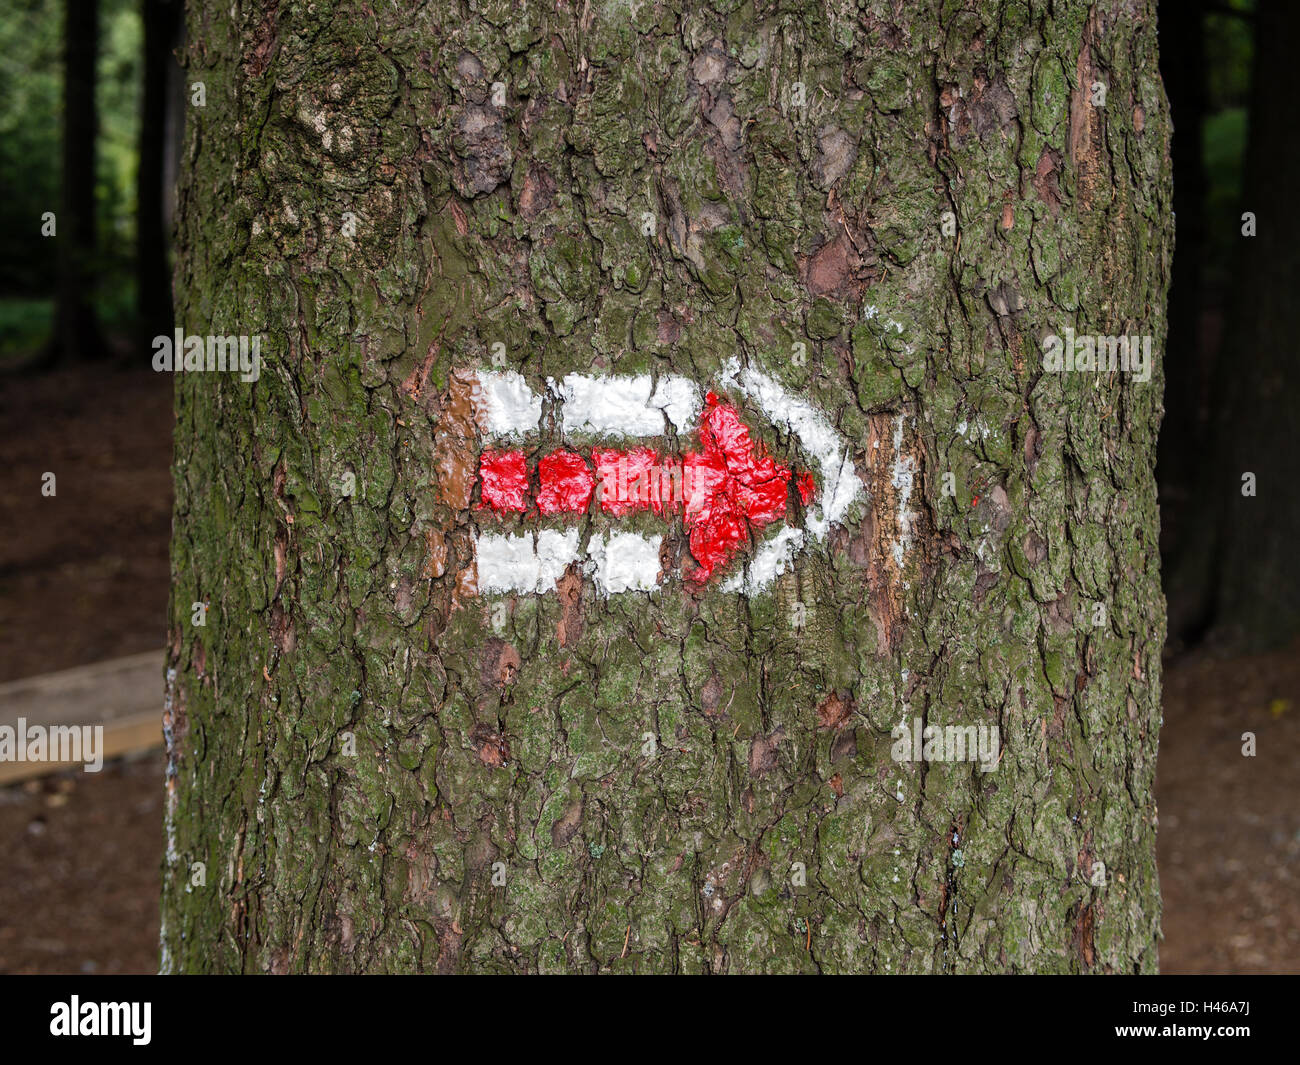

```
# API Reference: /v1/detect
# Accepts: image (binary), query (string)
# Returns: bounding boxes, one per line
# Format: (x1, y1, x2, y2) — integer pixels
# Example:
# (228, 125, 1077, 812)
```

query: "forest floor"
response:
(0, 363, 1296, 973)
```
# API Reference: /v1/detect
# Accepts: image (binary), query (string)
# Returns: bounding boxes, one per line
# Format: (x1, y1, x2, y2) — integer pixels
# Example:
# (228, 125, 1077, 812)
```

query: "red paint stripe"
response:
(478, 449, 530, 512)
(592, 446, 671, 517)
(537, 449, 595, 514)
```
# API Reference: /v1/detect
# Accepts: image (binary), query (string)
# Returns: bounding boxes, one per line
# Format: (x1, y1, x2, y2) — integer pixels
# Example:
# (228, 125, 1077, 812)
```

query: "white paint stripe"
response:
(718, 357, 862, 541)
(473, 370, 543, 438)
(648, 376, 701, 435)
(533, 529, 581, 589)
(474, 529, 580, 593)
(721, 527, 805, 595)
(552, 373, 700, 436)
(586, 532, 663, 595)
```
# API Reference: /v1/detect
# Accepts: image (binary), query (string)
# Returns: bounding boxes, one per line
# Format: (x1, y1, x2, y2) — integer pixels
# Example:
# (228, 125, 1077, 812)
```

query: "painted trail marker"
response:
(467, 359, 862, 596)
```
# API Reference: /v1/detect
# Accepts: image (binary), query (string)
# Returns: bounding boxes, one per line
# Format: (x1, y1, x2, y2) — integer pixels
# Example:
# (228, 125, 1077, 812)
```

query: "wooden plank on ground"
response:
(0, 651, 164, 785)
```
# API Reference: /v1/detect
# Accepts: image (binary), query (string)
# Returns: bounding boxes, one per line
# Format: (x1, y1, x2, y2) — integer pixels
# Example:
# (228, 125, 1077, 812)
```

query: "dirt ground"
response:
(0, 751, 163, 973)
(1156, 646, 1300, 972)
(0, 364, 173, 681)
(0, 364, 1295, 973)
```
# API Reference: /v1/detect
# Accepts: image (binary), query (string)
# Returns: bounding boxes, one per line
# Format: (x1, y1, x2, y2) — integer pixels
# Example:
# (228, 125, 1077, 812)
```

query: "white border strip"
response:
(551, 373, 700, 437)
(474, 529, 580, 594)
(586, 532, 663, 595)
(473, 370, 543, 438)
(721, 526, 806, 595)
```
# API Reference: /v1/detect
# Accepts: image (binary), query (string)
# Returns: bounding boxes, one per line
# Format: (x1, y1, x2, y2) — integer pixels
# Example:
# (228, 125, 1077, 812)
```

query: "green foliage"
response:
(0, 0, 61, 294)
(0, 295, 52, 359)
(96, 0, 142, 279)
(1205, 1, 1255, 110)
(0, 0, 140, 344)
(1202, 107, 1247, 287)
(1200, 2, 1253, 291)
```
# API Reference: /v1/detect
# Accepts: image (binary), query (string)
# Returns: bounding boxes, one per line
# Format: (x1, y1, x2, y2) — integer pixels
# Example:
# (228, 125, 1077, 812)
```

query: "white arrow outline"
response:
(468, 365, 862, 596)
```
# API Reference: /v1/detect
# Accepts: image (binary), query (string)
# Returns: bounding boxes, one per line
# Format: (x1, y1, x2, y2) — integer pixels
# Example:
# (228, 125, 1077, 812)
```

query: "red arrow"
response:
(477, 393, 815, 582)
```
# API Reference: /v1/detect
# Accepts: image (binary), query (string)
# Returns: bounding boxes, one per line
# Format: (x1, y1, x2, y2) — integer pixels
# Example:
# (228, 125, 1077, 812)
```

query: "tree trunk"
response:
(136, 0, 183, 350)
(1203, 0, 1300, 648)
(1155, 0, 1209, 642)
(162, 0, 1171, 973)
(54, 0, 104, 362)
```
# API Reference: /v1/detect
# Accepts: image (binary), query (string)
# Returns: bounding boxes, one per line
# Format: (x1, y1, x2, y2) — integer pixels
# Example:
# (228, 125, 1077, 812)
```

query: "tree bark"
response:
(162, 0, 1171, 973)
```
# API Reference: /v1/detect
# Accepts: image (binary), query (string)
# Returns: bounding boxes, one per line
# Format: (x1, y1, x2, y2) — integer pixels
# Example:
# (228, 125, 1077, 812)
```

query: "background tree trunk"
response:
(135, 0, 183, 350)
(162, 0, 1171, 973)
(1155, 0, 1209, 641)
(54, 0, 104, 362)
(1202, 0, 1300, 648)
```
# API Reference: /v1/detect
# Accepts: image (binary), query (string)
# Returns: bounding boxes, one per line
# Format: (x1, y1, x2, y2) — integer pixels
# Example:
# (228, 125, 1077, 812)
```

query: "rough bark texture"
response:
(162, 0, 1171, 973)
